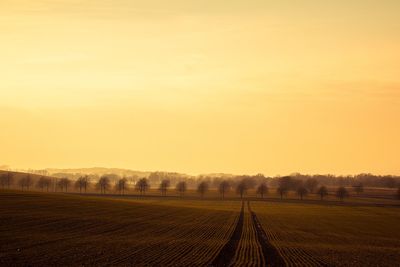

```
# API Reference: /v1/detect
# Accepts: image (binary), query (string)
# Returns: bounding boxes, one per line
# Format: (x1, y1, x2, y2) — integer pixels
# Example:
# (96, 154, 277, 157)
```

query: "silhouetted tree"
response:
(8, 173, 14, 188)
(297, 186, 308, 200)
(238, 176, 257, 190)
(176, 181, 187, 197)
(37, 176, 51, 192)
(159, 179, 170, 196)
(382, 176, 396, 188)
(0, 173, 7, 188)
(305, 178, 319, 193)
(18, 175, 33, 191)
(44, 177, 52, 192)
(136, 178, 149, 195)
(397, 187, 400, 200)
(197, 181, 209, 198)
(36, 177, 45, 191)
(278, 176, 296, 191)
(219, 180, 230, 199)
(277, 185, 288, 200)
(57, 178, 64, 192)
(75, 176, 89, 193)
(353, 183, 364, 195)
(18, 177, 25, 190)
(6, 172, 13, 189)
(26, 175, 33, 190)
(98, 176, 111, 194)
(317, 186, 328, 200)
(58, 178, 71, 192)
(236, 181, 247, 199)
(116, 177, 128, 195)
(336, 186, 349, 201)
(0, 172, 14, 189)
(256, 183, 268, 198)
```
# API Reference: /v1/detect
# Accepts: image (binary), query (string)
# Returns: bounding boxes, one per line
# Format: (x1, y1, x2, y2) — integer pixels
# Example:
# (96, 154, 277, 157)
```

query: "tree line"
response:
(1, 172, 400, 202)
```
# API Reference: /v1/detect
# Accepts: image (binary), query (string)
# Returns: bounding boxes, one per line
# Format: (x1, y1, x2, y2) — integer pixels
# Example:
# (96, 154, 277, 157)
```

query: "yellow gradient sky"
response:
(1, 0, 399, 175)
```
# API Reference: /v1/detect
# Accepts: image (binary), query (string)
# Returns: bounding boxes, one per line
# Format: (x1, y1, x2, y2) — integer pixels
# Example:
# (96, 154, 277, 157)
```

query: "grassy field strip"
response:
(230, 201, 264, 267)
(0, 191, 241, 266)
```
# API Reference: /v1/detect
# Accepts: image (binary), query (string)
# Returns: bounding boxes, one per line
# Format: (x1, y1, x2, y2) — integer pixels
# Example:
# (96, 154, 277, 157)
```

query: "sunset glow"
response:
(1, 0, 399, 175)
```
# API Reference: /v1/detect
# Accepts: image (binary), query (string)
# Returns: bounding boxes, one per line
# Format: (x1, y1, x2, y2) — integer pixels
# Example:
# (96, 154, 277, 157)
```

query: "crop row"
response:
(251, 202, 334, 267)
(0, 192, 241, 266)
(229, 201, 265, 267)
(251, 202, 400, 266)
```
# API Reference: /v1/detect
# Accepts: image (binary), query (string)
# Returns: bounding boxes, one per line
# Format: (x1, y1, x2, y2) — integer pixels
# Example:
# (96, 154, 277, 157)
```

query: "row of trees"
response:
(289, 173, 400, 188)
(2, 173, 400, 201)
(4, 170, 400, 190)
(273, 176, 371, 201)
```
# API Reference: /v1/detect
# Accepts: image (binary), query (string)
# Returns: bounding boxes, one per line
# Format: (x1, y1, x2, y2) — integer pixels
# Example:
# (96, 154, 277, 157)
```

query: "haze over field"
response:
(1, 0, 400, 175)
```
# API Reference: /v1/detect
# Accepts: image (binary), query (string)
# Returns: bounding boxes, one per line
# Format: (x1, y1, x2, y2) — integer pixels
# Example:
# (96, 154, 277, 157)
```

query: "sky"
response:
(0, 0, 399, 175)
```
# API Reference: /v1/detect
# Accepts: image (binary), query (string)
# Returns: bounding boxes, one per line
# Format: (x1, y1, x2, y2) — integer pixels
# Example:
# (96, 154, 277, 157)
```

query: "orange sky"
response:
(0, 0, 399, 175)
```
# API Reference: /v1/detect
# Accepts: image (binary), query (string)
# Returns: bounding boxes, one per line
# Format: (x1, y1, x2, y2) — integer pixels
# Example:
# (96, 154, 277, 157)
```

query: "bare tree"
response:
(58, 178, 71, 192)
(37, 176, 51, 192)
(44, 177, 52, 192)
(0, 172, 14, 189)
(18, 175, 33, 191)
(64, 178, 71, 192)
(236, 181, 247, 199)
(256, 183, 268, 198)
(317, 186, 328, 200)
(7, 172, 14, 189)
(238, 176, 257, 190)
(197, 181, 209, 198)
(18, 177, 25, 191)
(36, 177, 45, 191)
(0, 173, 7, 188)
(353, 183, 364, 195)
(176, 181, 187, 197)
(159, 179, 170, 196)
(336, 186, 349, 201)
(75, 176, 89, 194)
(278, 176, 296, 192)
(116, 177, 128, 195)
(219, 180, 230, 200)
(136, 178, 149, 195)
(277, 185, 288, 200)
(98, 176, 111, 194)
(305, 178, 319, 193)
(26, 175, 33, 190)
(57, 179, 63, 191)
(297, 186, 308, 200)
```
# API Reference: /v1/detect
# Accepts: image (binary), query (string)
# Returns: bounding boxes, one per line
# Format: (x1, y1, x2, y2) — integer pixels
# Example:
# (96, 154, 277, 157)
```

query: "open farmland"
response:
(0, 191, 240, 266)
(251, 201, 400, 266)
(1, 190, 399, 266)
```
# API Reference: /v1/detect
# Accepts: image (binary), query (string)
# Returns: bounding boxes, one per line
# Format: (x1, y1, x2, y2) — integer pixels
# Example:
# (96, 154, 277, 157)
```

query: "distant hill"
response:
(198, 173, 235, 178)
(1, 166, 236, 180)
(45, 167, 151, 179)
